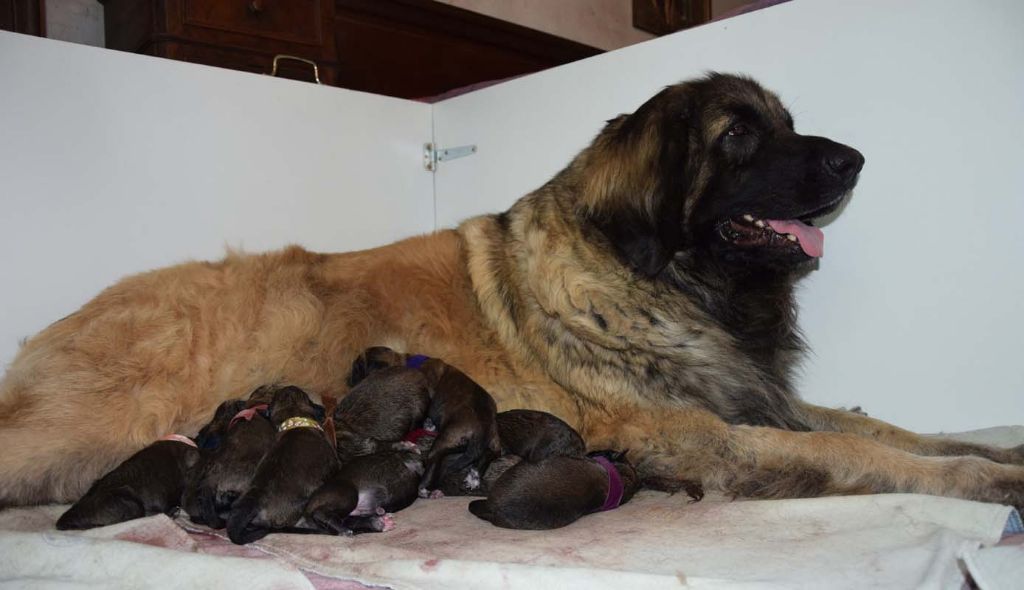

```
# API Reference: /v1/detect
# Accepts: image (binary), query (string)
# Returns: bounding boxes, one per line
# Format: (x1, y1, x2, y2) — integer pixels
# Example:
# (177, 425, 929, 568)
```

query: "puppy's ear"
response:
(578, 88, 693, 277)
(311, 403, 326, 423)
(348, 353, 370, 388)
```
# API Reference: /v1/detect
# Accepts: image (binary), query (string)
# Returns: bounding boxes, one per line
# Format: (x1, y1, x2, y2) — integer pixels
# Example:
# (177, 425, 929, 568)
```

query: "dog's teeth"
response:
(754, 220, 766, 228)
(786, 234, 798, 242)
(742, 214, 754, 222)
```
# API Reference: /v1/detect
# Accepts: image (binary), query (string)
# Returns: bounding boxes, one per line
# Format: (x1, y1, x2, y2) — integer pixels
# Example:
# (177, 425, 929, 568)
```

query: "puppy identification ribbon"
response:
(406, 354, 430, 369)
(592, 455, 625, 512)
(160, 434, 198, 448)
(229, 403, 269, 428)
(278, 416, 323, 433)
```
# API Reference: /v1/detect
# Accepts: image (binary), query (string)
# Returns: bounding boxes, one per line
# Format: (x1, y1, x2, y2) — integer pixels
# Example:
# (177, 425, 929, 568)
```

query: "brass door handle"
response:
(270, 54, 321, 85)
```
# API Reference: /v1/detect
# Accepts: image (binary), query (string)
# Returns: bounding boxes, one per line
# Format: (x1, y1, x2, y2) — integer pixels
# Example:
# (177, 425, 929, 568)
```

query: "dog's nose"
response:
(822, 145, 865, 182)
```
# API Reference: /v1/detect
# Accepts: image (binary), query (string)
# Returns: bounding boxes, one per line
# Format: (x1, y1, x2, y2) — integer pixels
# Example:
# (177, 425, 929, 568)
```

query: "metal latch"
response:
(423, 143, 477, 171)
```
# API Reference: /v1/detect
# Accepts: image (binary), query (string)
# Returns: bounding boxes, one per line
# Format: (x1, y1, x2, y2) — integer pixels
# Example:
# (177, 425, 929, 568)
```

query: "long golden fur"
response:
(1, 74, 1022, 508)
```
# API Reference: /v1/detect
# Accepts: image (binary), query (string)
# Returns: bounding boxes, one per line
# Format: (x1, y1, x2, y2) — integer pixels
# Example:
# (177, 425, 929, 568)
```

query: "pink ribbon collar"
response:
(229, 403, 269, 428)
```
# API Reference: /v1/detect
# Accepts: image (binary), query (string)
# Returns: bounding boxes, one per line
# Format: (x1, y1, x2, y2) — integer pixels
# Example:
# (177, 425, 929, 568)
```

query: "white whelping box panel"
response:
(0, 32, 433, 367)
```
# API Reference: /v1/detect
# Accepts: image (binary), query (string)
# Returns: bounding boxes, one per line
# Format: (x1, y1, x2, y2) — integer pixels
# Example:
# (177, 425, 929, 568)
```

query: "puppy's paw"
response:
(429, 489, 445, 500)
(418, 487, 430, 499)
(392, 441, 420, 454)
(463, 468, 481, 490)
(378, 513, 396, 532)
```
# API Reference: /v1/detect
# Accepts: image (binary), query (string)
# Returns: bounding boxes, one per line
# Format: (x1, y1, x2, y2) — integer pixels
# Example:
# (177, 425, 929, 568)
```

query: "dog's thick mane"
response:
(459, 170, 807, 431)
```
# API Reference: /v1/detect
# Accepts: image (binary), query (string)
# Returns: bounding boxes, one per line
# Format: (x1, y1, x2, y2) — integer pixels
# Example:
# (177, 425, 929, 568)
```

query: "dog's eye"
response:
(727, 123, 750, 137)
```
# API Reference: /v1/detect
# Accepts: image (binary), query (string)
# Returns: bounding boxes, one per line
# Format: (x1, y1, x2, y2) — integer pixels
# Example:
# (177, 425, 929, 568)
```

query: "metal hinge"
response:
(423, 143, 477, 171)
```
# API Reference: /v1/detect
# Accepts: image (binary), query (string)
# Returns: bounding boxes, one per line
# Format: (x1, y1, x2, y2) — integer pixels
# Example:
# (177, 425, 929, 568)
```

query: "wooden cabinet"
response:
(100, 0, 602, 98)
(0, 0, 45, 35)
(101, 0, 337, 85)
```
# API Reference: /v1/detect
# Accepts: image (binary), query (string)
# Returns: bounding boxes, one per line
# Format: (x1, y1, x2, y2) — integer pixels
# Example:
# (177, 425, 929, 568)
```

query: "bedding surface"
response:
(1, 427, 1021, 590)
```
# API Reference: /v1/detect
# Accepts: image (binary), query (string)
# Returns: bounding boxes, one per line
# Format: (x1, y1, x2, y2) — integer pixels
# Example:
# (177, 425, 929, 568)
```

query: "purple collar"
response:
(592, 455, 625, 512)
(406, 354, 430, 369)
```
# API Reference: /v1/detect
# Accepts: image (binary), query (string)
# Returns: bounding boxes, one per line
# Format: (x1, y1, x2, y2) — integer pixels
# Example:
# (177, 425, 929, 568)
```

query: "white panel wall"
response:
(0, 32, 433, 368)
(432, 0, 1024, 432)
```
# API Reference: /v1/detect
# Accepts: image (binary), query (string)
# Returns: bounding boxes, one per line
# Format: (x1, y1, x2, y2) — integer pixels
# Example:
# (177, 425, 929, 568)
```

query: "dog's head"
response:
(195, 398, 247, 450)
(577, 73, 864, 276)
(268, 385, 323, 424)
(348, 346, 406, 388)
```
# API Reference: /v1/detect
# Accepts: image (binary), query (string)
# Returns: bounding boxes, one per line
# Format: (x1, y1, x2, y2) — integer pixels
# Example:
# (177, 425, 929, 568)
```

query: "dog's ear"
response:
(578, 88, 693, 277)
(348, 353, 370, 388)
(311, 402, 326, 423)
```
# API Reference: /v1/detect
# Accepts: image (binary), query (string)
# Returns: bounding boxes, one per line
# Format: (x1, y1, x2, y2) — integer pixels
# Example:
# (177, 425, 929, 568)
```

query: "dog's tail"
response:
(226, 495, 268, 545)
(467, 499, 494, 522)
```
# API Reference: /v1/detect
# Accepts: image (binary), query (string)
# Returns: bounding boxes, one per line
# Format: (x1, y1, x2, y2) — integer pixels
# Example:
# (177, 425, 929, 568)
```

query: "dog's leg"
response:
(584, 405, 1024, 509)
(794, 401, 1024, 464)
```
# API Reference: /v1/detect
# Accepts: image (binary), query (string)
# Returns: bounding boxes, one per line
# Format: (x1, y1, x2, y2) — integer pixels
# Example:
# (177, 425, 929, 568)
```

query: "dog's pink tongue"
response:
(766, 220, 824, 258)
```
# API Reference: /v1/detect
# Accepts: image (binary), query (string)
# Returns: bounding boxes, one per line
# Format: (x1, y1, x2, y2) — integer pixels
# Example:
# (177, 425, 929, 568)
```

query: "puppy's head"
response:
(348, 346, 407, 387)
(268, 386, 320, 425)
(195, 399, 246, 450)
(576, 72, 864, 276)
(246, 384, 278, 407)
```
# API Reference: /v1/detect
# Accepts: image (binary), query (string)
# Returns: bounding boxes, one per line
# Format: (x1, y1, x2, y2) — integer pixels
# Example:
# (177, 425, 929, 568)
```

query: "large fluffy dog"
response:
(1, 74, 1022, 507)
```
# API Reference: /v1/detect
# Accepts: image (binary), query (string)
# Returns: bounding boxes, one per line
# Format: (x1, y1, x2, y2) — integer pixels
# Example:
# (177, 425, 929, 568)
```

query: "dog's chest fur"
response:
(460, 199, 805, 430)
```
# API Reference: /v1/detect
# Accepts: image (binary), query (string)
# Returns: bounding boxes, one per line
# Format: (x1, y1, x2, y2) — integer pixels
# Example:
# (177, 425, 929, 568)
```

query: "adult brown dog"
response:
(1, 73, 1022, 508)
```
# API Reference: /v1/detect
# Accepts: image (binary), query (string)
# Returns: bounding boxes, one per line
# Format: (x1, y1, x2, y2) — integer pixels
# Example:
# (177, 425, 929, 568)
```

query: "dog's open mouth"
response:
(717, 196, 848, 258)
(719, 214, 824, 258)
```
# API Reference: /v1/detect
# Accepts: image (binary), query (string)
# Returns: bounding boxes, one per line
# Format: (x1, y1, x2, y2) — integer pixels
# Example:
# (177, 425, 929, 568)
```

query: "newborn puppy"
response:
(346, 347, 501, 497)
(334, 366, 430, 461)
(496, 409, 585, 462)
(405, 429, 520, 497)
(181, 398, 247, 523)
(416, 357, 501, 497)
(227, 386, 337, 545)
(348, 346, 408, 387)
(304, 448, 422, 535)
(191, 396, 276, 528)
(468, 450, 640, 530)
(56, 435, 199, 530)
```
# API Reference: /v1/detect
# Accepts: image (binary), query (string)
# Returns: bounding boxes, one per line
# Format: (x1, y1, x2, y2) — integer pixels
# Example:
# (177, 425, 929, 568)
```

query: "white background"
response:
(3, 0, 1023, 432)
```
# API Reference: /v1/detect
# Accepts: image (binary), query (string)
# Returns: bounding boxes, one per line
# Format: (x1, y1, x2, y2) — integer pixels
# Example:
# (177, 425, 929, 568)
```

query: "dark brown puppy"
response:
(404, 429, 521, 496)
(56, 437, 199, 530)
(304, 448, 422, 535)
(181, 398, 246, 523)
(416, 357, 501, 497)
(191, 397, 276, 528)
(468, 451, 640, 530)
(227, 386, 337, 544)
(349, 347, 502, 497)
(334, 365, 430, 461)
(496, 409, 586, 462)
